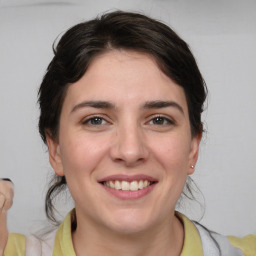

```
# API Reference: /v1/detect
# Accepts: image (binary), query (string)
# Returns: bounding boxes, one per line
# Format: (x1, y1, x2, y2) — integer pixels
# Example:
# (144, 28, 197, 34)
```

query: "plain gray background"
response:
(0, 0, 255, 236)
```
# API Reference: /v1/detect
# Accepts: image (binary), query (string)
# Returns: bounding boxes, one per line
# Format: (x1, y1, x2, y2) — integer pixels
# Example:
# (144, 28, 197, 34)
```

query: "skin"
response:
(0, 180, 14, 256)
(47, 50, 201, 256)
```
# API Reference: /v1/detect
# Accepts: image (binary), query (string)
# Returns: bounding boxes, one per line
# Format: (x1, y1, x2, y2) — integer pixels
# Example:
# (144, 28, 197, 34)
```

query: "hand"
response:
(0, 179, 14, 212)
(0, 179, 14, 256)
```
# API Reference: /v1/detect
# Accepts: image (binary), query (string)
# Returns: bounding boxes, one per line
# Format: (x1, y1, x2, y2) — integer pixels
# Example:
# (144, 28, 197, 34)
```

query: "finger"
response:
(0, 210, 8, 255)
(0, 181, 14, 212)
(0, 191, 13, 212)
(2, 198, 13, 211)
(0, 180, 14, 199)
(1, 179, 12, 183)
(0, 194, 5, 212)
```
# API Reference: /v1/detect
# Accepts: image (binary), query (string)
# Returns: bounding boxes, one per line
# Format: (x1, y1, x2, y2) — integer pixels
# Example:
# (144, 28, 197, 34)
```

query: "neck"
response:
(72, 212, 184, 256)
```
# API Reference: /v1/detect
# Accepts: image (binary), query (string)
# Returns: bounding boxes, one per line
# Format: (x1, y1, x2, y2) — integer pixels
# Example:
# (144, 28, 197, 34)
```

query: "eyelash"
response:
(147, 115, 175, 126)
(82, 115, 174, 127)
(82, 115, 109, 126)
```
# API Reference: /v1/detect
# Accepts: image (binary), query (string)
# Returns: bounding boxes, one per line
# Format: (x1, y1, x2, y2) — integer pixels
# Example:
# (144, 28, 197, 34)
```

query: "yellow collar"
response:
(53, 210, 203, 256)
(176, 212, 204, 256)
(53, 211, 76, 256)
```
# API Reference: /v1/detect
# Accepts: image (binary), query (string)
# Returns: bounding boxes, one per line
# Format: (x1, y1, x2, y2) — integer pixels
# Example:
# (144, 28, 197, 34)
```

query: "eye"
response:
(82, 116, 108, 126)
(148, 115, 174, 126)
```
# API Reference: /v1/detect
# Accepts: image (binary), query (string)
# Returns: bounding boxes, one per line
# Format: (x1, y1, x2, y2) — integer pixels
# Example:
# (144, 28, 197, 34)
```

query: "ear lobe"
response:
(46, 135, 64, 177)
(187, 133, 202, 175)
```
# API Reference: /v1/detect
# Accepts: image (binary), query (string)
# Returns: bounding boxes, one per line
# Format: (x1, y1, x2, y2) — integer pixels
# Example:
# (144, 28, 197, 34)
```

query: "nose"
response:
(110, 123, 149, 167)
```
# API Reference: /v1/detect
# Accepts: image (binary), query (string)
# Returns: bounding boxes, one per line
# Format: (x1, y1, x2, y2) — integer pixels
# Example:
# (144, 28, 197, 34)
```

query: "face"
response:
(47, 50, 201, 235)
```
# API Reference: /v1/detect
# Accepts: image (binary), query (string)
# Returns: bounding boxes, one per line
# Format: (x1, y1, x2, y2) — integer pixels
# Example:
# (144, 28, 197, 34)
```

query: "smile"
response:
(103, 180, 154, 191)
(98, 175, 158, 200)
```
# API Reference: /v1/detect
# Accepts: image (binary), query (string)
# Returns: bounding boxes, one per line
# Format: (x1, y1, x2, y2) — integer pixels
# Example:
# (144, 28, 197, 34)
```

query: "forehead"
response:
(63, 50, 188, 113)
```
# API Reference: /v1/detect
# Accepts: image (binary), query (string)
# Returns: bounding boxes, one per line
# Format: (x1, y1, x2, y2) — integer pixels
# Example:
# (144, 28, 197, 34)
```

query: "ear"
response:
(46, 135, 64, 177)
(187, 133, 202, 175)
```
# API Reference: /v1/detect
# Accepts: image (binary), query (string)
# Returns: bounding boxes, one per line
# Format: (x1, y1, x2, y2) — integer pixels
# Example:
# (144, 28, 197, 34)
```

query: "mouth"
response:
(98, 175, 158, 200)
(101, 180, 156, 191)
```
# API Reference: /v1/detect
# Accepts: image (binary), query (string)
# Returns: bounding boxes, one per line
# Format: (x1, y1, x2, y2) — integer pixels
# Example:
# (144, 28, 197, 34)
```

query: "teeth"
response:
(121, 181, 130, 191)
(130, 181, 139, 191)
(138, 180, 144, 189)
(115, 180, 121, 190)
(104, 180, 153, 191)
(144, 180, 149, 187)
(109, 181, 115, 189)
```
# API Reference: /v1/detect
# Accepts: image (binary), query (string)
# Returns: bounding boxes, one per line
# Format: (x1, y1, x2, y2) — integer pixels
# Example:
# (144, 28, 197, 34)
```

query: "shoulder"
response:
(228, 235, 256, 256)
(4, 211, 74, 256)
(194, 221, 256, 256)
(4, 229, 57, 256)
(4, 233, 26, 256)
(177, 212, 255, 256)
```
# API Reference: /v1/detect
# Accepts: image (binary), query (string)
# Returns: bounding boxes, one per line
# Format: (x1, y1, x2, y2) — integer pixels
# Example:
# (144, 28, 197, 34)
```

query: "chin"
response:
(104, 209, 155, 235)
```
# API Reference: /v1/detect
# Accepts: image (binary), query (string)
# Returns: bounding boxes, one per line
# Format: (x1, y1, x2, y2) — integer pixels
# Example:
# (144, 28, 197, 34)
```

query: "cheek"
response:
(149, 134, 191, 200)
(58, 133, 111, 204)
(150, 134, 191, 172)
(59, 133, 110, 178)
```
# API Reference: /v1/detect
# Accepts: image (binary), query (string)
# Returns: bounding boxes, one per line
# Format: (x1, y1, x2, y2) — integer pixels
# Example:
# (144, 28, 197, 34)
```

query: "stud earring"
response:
(190, 165, 194, 169)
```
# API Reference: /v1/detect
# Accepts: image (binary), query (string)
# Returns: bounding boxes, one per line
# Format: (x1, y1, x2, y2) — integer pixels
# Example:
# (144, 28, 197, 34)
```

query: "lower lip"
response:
(101, 183, 157, 200)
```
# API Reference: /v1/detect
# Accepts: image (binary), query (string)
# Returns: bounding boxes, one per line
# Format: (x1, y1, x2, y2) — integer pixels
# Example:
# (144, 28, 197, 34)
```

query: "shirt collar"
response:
(176, 212, 204, 256)
(53, 210, 76, 256)
(53, 210, 204, 256)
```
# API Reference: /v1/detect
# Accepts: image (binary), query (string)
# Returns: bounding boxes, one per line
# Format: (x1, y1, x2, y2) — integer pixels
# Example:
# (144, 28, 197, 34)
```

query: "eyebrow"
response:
(71, 101, 115, 113)
(143, 100, 184, 115)
(71, 100, 184, 115)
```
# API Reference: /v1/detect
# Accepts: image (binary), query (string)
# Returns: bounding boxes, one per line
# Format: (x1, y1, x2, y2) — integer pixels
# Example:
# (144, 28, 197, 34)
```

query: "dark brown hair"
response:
(38, 11, 207, 224)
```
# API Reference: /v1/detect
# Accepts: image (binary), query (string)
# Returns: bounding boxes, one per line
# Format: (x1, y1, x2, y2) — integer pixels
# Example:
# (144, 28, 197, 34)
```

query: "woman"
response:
(1, 11, 255, 256)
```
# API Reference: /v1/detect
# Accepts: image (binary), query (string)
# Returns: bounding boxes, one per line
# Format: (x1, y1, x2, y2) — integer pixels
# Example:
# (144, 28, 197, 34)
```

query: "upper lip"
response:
(98, 174, 158, 183)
